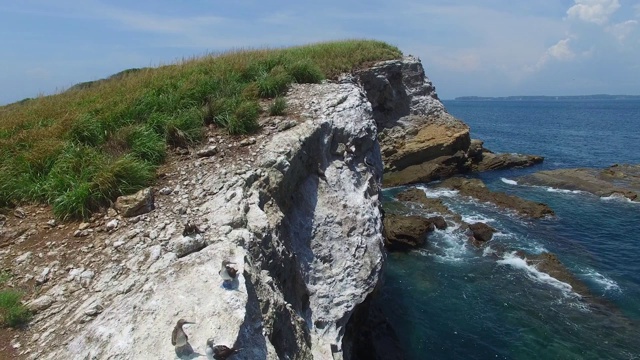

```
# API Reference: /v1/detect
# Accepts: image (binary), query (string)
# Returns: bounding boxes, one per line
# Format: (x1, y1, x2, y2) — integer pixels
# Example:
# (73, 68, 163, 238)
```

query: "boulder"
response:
(114, 187, 155, 218)
(383, 214, 434, 251)
(468, 222, 496, 243)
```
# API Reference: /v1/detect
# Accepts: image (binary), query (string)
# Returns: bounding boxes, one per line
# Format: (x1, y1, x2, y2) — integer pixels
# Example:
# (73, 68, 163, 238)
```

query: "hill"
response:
(0, 40, 401, 219)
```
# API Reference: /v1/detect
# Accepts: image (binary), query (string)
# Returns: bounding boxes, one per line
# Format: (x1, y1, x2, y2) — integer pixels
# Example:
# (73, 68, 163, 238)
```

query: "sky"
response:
(1, 0, 639, 104)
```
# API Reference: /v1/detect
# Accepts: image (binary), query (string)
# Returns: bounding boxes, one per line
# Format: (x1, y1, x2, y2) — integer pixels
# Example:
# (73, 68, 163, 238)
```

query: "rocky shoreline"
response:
(1, 54, 612, 360)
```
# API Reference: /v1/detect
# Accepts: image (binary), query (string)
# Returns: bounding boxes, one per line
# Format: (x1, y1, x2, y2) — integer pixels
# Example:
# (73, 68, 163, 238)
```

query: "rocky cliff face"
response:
(18, 81, 384, 360)
(6, 55, 541, 360)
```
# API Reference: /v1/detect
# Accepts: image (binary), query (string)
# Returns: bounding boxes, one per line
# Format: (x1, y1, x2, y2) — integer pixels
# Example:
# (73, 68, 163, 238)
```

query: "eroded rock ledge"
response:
(519, 164, 640, 202)
(353, 57, 542, 188)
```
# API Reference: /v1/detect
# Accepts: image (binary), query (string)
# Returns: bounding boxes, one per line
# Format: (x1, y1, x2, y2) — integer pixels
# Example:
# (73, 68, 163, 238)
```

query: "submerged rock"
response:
(519, 164, 640, 202)
(438, 177, 555, 218)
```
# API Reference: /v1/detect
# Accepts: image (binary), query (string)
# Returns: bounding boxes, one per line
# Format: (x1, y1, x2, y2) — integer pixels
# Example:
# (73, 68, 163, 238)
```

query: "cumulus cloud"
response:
(566, 0, 620, 25)
(606, 20, 639, 42)
(528, 38, 576, 72)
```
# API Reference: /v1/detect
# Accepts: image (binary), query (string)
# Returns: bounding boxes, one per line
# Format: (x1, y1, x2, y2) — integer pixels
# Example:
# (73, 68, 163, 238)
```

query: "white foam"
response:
(497, 252, 577, 296)
(544, 187, 584, 194)
(416, 185, 459, 198)
(482, 245, 497, 257)
(500, 177, 518, 185)
(600, 194, 637, 204)
(580, 269, 621, 293)
(461, 213, 496, 224)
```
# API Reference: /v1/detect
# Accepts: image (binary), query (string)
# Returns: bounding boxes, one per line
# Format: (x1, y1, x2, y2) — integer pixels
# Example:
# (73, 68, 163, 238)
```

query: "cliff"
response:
(2, 55, 541, 359)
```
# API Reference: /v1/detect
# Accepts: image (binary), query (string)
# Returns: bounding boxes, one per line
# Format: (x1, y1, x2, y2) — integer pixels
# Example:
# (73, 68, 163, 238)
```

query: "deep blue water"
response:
(379, 100, 640, 359)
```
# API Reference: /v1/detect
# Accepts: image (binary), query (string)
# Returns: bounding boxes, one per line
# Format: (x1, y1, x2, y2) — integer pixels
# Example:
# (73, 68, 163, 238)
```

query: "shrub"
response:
(269, 97, 287, 116)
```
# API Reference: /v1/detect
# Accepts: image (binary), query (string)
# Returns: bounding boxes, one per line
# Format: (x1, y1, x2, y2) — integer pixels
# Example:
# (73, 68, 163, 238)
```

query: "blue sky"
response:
(1, 0, 639, 103)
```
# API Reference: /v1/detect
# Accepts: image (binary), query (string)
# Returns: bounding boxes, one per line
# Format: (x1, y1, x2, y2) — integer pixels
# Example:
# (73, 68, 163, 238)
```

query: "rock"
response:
(15, 251, 32, 264)
(384, 151, 469, 187)
(46, 219, 57, 227)
(468, 222, 496, 243)
(78, 222, 91, 231)
(240, 137, 256, 146)
(383, 214, 434, 251)
(84, 300, 104, 317)
(14, 207, 26, 219)
(514, 251, 593, 298)
(472, 151, 544, 172)
(196, 145, 218, 158)
(168, 235, 207, 258)
(74, 229, 90, 237)
(356, 56, 471, 187)
(79, 270, 95, 287)
(114, 187, 155, 218)
(467, 139, 484, 160)
(519, 164, 640, 202)
(27, 295, 55, 313)
(182, 222, 202, 236)
(277, 119, 297, 132)
(107, 207, 118, 218)
(438, 177, 555, 218)
(428, 216, 448, 230)
(158, 187, 173, 195)
(35, 267, 51, 285)
(105, 219, 119, 231)
(395, 188, 458, 218)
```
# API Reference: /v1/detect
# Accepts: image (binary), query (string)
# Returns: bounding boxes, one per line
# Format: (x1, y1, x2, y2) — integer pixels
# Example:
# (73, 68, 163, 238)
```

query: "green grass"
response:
(269, 97, 288, 116)
(0, 290, 32, 328)
(0, 40, 402, 219)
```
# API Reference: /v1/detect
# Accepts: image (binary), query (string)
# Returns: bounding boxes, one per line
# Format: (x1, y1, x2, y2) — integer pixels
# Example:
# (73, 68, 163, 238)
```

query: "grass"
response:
(0, 40, 402, 219)
(269, 97, 288, 116)
(0, 272, 32, 328)
(0, 290, 32, 328)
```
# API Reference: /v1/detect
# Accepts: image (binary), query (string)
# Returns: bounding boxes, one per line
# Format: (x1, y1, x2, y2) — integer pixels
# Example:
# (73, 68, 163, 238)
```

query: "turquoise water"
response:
(379, 100, 640, 359)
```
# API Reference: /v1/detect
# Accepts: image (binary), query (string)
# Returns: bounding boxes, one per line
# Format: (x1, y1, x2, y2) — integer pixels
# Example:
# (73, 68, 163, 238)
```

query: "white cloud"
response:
(547, 38, 576, 60)
(529, 38, 576, 72)
(606, 20, 638, 42)
(566, 0, 620, 25)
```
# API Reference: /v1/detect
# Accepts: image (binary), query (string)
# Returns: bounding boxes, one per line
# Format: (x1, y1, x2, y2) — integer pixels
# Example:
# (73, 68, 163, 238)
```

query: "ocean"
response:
(378, 100, 640, 359)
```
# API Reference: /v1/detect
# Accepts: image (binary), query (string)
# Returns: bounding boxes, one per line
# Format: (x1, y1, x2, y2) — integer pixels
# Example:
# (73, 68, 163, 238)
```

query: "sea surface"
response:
(378, 100, 640, 359)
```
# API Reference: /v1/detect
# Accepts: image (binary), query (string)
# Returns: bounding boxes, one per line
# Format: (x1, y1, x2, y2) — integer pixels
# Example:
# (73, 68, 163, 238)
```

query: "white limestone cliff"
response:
(18, 56, 454, 360)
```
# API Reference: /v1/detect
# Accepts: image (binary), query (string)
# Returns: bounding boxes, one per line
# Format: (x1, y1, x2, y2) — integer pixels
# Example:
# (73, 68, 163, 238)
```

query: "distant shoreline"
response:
(451, 95, 640, 101)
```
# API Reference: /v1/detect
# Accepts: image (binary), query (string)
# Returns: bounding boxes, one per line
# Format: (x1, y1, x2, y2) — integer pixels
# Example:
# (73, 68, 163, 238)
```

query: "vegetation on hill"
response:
(0, 40, 401, 219)
(0, 272, 31, 328)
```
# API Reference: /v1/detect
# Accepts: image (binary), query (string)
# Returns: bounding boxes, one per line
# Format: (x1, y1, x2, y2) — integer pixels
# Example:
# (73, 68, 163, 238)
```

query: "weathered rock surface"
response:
(519, 164, 640, 202)
(114, 187, 155, 217)
(472, 149, 544, 172)
(438, 177, 555, 218)
(21, 81, 385, 360)
(468, 222, 496, 243)
(383, 214, 434, 250)
(354, 56, 543, 188)
(354, 56, 472, 187)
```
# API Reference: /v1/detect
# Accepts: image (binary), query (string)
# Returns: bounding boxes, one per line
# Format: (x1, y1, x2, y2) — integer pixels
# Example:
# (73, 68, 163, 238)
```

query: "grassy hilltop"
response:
(0, 40, 401, 219)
